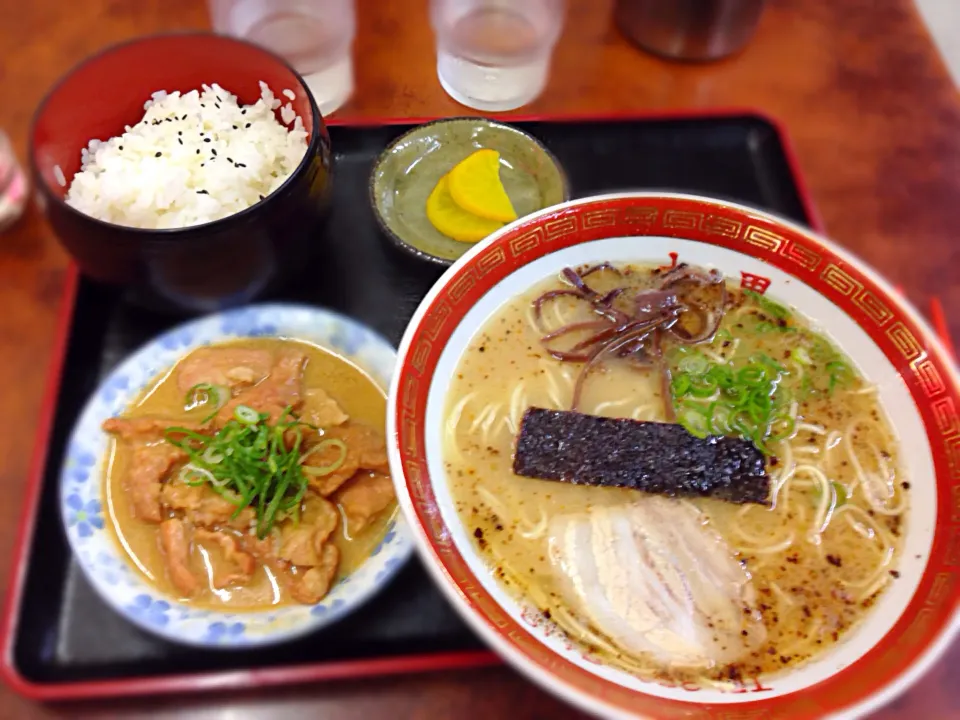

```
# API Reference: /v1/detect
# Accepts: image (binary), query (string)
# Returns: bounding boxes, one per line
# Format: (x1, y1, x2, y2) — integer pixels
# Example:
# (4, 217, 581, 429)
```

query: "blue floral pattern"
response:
(371, 526, 398, 557)
(126, 595, 172, 628)
(220, 310, 277, 337)
(60, 303, 412, 648)
(375, 556, 405, 584)
(64, 493, 103, 538)
(310, 598, 346, 618)
(98, 373, 129, 403)
(64, 446, 95, 485)
(158, 326, 195, 351)
(204, 621, 245, 643)
(330, 322, 367, 355)
(95, 550, 130, 586)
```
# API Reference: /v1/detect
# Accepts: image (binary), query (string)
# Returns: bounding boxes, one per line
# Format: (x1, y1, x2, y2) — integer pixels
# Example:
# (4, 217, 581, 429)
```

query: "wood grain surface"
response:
(1, 0, 958, 718)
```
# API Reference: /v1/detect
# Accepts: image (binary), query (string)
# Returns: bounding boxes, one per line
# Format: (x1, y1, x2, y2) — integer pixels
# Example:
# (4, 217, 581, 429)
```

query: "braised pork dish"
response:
(103, 339, 396, 608)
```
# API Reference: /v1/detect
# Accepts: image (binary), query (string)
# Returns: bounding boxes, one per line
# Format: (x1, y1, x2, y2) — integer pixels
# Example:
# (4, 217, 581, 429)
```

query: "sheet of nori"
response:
(513, 407, 769, 504)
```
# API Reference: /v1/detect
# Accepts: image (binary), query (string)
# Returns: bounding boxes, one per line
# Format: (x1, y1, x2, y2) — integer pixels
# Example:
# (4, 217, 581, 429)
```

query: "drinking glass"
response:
(0, 131, 28, 233)
(208, 0, 356, 116)
(430, 0, 566, 112)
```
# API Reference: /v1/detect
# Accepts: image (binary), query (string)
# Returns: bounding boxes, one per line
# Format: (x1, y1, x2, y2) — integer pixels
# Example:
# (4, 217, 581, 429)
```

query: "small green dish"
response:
(369, 118, 569, 266)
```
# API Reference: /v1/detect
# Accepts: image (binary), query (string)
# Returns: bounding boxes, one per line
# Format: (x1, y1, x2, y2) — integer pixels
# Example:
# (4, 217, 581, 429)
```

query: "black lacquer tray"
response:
(1, 111, 819, 699)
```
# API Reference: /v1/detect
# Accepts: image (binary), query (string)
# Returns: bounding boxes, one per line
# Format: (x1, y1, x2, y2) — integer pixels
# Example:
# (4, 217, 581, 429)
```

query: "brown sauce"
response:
(104, 338, 396, 610)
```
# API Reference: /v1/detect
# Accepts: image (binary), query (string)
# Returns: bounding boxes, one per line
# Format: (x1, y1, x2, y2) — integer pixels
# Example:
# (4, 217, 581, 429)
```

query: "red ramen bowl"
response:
(387, 193, 960, 719)
(30, 33, 332, 313)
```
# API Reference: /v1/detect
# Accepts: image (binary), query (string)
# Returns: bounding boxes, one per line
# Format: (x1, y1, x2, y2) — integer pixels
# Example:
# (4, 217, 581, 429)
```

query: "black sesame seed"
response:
(155, 152, 162, 157)
(177, 131, 182, 136)
(204, 138, 211, 143)
(232, 125, 238, 130)
(226, 157, 233, 163)
(215, 103, 220, 109)
(178, 138, 183, 145)
(236, 162, 246, 168)
(216, 95, 222, 102)
(196, 149, 200, 155)
(211, 149, 217, 156)
(118, 145, 123, 151)
(258, 194, 264, 200)
(181, 114, 187, 120)
(245, 123, 251, 128)
(196, 190, 208, 195)
(241, 109, 246, 115)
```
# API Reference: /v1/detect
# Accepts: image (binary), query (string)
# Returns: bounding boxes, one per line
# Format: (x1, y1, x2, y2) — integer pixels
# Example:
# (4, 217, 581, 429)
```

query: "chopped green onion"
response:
(677, 353, 709, 375)
(723, 384, 751, 406)
(744, 289, 791, 320)
(706, 365, 734, 389)
(670, 345, 785, 454)
(768, 414, 796, 442)
(832, 481, 848, 507)
(737, 367, 767, 386)
(672, 374, 692, 396)
(827, 360, 853, 394)
(814, 480, 848, 508)
(752, 353, 785, 373)
(164, 405, 346, 539)
(184, 383, 231, 413)
(708, 402, 733, 435)
(300, 438, 348, 476)
(180, 463, 215, 486)
(166, 427, 212, 446)
(202, 446, 224, 464)
(234, 405, 260, 425)
(746, 400, 769, 425)
(688, 379, 718, 398)
(678, 403, 710, 439)
(668, 299, 858, 457)
(791, 347, 813, 366)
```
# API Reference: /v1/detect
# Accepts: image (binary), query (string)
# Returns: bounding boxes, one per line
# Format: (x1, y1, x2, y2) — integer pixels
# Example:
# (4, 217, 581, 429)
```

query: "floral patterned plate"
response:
(60, 303, 413, 648)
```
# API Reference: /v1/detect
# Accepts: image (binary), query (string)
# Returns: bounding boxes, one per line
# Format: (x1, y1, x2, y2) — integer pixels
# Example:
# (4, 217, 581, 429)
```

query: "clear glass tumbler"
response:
(208, 0, 356, 116)
(430, 0, 566, 112)
(0, 131, 28, 233)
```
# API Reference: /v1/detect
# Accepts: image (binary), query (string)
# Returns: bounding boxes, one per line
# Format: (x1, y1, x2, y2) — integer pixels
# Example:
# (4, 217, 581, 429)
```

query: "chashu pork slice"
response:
(547, 497, 764, 668)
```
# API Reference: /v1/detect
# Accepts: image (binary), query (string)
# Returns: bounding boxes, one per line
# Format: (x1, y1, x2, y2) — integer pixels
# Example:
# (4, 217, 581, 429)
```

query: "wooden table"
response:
(2, 0, 958, 717)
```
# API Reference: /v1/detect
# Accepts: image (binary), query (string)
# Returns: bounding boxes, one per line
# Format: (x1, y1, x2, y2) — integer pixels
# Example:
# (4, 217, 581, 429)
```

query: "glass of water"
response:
(0, 130, 28, 233)
(208, 0, 356, 116)
(430, 0, 566, 112)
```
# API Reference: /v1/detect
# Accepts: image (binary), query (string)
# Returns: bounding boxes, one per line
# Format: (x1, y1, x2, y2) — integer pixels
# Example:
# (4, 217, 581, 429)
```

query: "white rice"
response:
(65, 81, 308, 229)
